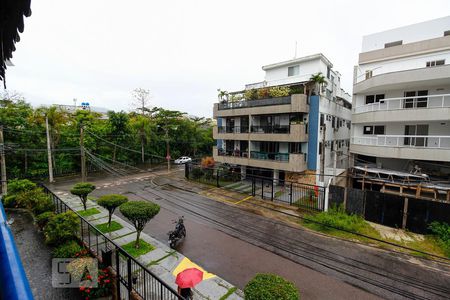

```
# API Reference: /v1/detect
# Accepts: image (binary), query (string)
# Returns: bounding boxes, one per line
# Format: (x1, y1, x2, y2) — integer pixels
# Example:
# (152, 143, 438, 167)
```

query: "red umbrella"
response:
(175, 268, 204, 288)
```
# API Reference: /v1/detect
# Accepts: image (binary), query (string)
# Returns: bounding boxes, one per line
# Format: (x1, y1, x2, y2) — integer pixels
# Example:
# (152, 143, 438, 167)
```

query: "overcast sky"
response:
(6, 0, 450, 118)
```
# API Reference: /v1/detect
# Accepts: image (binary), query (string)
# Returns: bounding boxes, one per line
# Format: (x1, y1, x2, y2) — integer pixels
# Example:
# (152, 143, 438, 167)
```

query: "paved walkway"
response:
(55, 191, 244, 300)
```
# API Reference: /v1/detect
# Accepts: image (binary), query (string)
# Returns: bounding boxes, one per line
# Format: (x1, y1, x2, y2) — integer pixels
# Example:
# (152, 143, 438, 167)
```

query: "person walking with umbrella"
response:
(176, 268, 203, 299)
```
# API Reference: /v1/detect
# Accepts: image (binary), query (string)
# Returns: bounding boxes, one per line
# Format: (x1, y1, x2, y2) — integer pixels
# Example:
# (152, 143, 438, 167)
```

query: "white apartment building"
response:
(213, 54, 352, 184)
(351, 16, 450, 177)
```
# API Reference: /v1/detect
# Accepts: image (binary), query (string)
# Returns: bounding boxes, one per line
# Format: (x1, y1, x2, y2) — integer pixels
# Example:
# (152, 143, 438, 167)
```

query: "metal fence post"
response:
(261, 180, 264, 200)
(271, 180, 274, 201)
(289, 183, 293, 205)
(127, 257, 132, 298)
(116, 248, 121, 298)
(216, 169, 219, 187)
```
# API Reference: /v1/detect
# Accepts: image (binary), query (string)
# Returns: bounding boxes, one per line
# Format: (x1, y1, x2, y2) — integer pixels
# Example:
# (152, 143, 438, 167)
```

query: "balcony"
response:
(351, 135, 450, 162)
(353, 94, 450, 123)
(213, 124, 308, 142)
(353, 64, 450, 94)
(213, 94, 308, 118)
(213, 147, 307, 172)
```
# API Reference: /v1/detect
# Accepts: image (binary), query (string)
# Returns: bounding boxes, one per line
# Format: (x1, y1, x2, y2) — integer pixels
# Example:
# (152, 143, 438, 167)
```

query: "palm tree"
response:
(308, 72, 327, 97)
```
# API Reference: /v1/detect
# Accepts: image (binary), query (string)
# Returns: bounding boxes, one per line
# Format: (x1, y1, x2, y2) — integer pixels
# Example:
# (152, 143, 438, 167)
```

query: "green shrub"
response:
(120, 201, 160, 249)
(2, 179, 37, 208)
(305, 205, 367, 233)
(32, 194, 55, 215)
(7, 179, 36, 195)
(244, 89, 258, 100)
(36, 211, 55, 230)
(70, 182, 96, 210)
(44, 211, 79, 246)
(289, 86, 304, 95)
(429, 222, 450, 257)
(244, 273, 299, 300)
(53, 240, 83, 258)
(257, 88, 269, 99)
(97, 194, 128, 227)
(268, 86, 290, 98)
(14, 187, 54, 215)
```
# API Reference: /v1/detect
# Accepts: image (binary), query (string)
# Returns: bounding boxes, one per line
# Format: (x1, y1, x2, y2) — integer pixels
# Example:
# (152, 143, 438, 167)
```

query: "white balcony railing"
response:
(352, 135, 450, 149)
(354, 94, 450, 114)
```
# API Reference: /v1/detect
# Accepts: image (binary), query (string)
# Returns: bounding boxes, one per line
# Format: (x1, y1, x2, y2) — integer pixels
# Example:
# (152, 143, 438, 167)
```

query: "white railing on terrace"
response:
(354, 94, 450, 114)
(352, 135, 450, 149)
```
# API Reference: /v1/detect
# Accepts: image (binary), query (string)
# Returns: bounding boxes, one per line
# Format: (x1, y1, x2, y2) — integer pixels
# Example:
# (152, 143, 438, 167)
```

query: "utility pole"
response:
(333, 147, 337, 185)
(46, 116, 54, 183)
(80, 126, 86, 182)
(319, 124, 326, 182)
(0, 126, 7, 195)
(165, 127, 170, 173)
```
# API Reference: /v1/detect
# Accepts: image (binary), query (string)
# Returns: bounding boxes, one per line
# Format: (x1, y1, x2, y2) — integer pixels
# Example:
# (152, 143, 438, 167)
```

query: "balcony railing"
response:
(218, 96, 291, 110)
(352, 135, 450, 149)
(251, 125, 290, 134)
(354, 94, 450, 114)
(217, 126, 249, 133)
(250, 151, 289, 161)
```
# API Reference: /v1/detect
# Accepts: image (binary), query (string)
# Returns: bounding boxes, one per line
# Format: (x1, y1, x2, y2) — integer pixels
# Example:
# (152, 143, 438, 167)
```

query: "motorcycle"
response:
(168, 216, 186, 248)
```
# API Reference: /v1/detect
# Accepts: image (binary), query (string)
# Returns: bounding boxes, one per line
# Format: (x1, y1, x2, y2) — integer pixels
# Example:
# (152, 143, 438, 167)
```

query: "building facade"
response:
(213, 54, 352, 184)
(351, 16, 450, 177)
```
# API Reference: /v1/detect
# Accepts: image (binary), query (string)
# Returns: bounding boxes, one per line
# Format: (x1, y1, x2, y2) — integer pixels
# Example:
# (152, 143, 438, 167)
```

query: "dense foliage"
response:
(52, 240, 84, 258)
(304, 205, 368, 233)
(244, 273, 299, 300)
(429, 222, 450, 257)
(1, 94, 214, 180)
(44, 211, 79, 245)
(120, 201, 160, 248)
(97, 194, 128, 227)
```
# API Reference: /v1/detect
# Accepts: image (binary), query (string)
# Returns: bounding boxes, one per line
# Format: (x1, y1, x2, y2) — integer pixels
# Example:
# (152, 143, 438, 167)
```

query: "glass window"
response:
(288, 65, 299, 76)
(374, 126, 385, 135)
(365, 95, 375, 104)
(364, 126, 373, 135)
(384, 40, 402, 48)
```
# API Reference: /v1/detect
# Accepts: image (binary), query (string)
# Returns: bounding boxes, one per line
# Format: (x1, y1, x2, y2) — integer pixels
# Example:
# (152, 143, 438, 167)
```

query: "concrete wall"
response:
(361, 16, 450, 52)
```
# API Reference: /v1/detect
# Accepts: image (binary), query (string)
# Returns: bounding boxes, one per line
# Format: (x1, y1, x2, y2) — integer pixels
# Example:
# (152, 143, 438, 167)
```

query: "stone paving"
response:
(56, 191, 244, 300)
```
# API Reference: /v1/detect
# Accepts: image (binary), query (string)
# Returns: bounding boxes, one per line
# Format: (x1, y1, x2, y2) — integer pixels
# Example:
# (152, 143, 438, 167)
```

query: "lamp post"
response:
(159, 124, 177, 173)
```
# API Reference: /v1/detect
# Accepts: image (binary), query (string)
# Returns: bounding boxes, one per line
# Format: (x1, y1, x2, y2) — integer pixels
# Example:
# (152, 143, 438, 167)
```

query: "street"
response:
(51, 171, 450, 300)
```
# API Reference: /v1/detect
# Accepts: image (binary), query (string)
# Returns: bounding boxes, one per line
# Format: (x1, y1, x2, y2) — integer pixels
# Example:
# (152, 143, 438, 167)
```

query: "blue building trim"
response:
(0, 200, 34, 300)
(307, 95, 320, 170)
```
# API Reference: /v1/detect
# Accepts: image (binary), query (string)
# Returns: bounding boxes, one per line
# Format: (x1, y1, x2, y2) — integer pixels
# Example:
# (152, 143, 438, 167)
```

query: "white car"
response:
(174, 156, 192, 164)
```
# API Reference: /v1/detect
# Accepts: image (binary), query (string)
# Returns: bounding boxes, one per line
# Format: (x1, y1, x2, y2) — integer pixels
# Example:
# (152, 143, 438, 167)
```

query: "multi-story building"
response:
(212, 54, 352, 184)
(351, 16, 450, 177)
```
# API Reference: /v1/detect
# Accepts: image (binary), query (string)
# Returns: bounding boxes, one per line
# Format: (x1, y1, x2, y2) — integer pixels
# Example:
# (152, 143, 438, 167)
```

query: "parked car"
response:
(174, 156, 192, 164)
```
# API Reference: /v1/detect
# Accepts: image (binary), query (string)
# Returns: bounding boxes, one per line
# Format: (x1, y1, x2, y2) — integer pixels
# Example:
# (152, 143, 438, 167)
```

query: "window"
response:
(403, 90, 428, 108)
(288, 65, 299, 76)
(364, 126, 374, 135)
(384, 40, 403, 48)
(332, 116, 336, 128)
(365, 70, 373, 80)
(374, 126, 385, 135)
(327, 66, 331, 79)
(426, 60, 445, 67)
(365, 94, 385, 104)
(289, 143, 302, 153)
(320, 114, 324, 126)
(364, 125, 385, 135)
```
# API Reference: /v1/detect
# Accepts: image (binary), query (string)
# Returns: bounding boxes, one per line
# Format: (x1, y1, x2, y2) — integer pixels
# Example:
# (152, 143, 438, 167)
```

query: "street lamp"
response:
(158, 124, 177, 173)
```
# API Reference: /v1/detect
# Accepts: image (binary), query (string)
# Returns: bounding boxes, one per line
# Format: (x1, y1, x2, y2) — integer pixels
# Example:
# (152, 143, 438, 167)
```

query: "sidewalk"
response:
(55, 191, 244, 300)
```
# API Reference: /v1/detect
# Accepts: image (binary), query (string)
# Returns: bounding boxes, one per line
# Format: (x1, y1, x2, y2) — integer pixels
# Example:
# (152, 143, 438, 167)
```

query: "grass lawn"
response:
(96, 221, 124, 233)
(122, 240, 155, 258)
(78, 208, 101, 217)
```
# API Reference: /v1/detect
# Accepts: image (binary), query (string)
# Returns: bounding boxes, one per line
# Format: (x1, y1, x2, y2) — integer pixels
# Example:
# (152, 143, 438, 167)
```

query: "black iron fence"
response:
(186, 164, 325, 211)
(41, 185, 183, 300)
(250, 125, 290, 134)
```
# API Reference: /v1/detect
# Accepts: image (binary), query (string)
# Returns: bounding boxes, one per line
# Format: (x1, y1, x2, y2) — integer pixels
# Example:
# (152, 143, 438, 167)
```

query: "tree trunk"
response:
(82, 197, 87, 210)
(141, 134, 145, 163)
(108, 212, 112, 227)
(135, 231, 141, 249)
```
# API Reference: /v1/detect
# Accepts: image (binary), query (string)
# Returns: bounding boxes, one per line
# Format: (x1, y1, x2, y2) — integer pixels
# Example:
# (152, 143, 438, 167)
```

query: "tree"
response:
(97, 194, 128, 227)
(120, 201, 160, 249)
(309, 72, 326, 97)
(107, 111, 130, 162)
(244, 273, 299, 300)
(70, 182, 96, 210)
(132, 88, 151, 116)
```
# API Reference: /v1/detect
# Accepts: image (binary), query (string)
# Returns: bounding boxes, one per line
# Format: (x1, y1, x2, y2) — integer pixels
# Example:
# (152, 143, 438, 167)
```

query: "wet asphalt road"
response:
(52, 173, 450, 300)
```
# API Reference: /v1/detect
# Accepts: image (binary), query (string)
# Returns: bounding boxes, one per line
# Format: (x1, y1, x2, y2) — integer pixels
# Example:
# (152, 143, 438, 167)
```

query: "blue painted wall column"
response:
(307, 95, 320, 170)
(0, 200, 34, 300)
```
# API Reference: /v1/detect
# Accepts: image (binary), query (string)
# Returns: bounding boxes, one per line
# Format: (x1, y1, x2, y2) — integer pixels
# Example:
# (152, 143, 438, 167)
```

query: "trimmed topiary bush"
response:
(244, 273, 299, 300)
(70, 182, 96, 210)
(53, 240, 84, 258)
(97, 194, 128, 228)
(36, 211, 55, 230)
(120, 201, 160, 249)
(44, 211, 79, 246)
